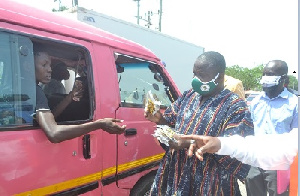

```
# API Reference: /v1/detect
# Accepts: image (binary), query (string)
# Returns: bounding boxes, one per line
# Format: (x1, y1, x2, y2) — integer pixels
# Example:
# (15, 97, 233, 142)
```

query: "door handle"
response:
(83, 134, 91, 159)
(124, 128, 137, 136)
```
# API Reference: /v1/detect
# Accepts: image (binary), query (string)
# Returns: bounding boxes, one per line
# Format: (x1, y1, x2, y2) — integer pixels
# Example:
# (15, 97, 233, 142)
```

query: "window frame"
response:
(115, 53, 177, 109)
(0, 29, 95, 130)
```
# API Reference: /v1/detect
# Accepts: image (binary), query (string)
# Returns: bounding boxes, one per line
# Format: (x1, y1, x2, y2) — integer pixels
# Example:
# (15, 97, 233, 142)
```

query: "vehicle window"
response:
(0, 32, 36, 127)
(0, 31, 94, 128)
(32, 40, 93, 123)
(0, 62, 3, 85)
(116, 54, 176, 108)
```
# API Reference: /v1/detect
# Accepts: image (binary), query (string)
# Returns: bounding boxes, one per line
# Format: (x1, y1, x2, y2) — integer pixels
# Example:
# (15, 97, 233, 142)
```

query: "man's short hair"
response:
(196, 51, 226, 73)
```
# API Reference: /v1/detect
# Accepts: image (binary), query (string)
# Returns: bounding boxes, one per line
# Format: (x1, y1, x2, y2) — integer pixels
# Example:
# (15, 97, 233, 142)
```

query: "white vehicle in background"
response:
(245, 91, 261, 107)
(57, 7, 205, 92)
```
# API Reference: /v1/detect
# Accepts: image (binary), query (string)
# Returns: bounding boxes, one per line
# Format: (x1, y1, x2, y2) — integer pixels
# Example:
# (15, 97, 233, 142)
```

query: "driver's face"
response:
(35, 52, 52, 84)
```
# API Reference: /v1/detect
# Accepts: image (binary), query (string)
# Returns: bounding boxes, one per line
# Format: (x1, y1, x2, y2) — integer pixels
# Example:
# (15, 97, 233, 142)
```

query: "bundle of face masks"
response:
(144, 90, 161, 115)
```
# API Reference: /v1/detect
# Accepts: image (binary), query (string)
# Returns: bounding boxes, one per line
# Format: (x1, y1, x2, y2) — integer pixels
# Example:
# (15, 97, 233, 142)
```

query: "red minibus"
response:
(0, 1, 180, 195)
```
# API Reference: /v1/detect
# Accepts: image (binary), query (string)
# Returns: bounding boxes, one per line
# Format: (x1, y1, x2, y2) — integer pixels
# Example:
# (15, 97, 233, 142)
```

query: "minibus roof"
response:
(0, 0, 160, 62)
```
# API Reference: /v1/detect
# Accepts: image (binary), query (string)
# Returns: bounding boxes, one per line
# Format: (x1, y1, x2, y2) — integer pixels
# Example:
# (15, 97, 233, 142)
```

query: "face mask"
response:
(192, 73, 219, 95)
(260, 75, 282, 88)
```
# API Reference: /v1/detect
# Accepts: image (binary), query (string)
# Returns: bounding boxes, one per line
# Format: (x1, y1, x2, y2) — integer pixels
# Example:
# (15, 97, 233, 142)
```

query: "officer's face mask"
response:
(260, 75, 284, 93)
(260, 75, 282, 87)
(192, 73, 219, 95)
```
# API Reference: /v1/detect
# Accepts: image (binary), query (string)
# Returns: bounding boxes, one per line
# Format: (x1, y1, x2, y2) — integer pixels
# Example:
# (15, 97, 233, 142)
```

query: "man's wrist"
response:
(98, 119, 108, 129)
(215, 136, 235, 155)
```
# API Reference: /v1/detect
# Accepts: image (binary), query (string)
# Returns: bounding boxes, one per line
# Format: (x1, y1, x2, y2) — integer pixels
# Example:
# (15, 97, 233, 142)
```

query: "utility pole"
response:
(145, 11, 152, 28)
(158, 0, 162, 31)
(133, 0, 141, 25)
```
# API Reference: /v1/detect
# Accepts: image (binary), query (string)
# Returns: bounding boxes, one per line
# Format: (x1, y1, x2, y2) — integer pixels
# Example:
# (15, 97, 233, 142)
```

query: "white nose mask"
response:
(260, 76, 281, 87)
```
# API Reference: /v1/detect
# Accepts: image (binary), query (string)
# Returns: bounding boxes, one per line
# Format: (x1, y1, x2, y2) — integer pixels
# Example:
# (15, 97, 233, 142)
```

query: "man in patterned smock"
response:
(145, 51, 254, 196)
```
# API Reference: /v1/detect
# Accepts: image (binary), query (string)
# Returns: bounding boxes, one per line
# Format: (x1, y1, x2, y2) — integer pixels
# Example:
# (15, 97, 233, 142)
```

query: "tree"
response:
(225, 64, 299, 92)
(287, 75, 298, 91)
(225, 64, 263, 91)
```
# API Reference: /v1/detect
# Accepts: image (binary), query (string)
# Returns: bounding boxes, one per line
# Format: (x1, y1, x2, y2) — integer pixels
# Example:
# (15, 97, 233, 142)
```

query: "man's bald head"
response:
(264, 60, 288, 76)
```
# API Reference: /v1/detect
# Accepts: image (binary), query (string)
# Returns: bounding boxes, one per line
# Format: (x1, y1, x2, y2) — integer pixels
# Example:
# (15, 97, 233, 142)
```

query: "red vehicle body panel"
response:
(0, 1, 180, 195)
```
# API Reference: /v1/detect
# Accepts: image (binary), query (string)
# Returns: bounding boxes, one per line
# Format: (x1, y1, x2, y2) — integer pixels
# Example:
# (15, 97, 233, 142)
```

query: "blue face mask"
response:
(191, 73, 219, 95)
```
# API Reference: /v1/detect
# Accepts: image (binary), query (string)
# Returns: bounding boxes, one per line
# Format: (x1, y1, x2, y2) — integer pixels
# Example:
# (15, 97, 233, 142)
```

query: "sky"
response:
(12, 0, 298, 77)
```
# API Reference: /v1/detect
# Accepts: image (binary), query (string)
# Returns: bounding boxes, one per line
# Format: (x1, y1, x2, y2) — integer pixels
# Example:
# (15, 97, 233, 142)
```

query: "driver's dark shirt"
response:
(36, 84, 50, 110)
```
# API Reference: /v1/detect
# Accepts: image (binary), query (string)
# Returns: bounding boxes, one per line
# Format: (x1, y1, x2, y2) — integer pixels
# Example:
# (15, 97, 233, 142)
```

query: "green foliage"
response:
(225, 64, 264, 91)
(287, 75, 298, 91)
(226, 64, 299, 91)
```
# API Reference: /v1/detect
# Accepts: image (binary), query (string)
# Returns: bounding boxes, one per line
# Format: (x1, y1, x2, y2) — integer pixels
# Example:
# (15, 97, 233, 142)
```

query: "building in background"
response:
(57, 7, 204, 92)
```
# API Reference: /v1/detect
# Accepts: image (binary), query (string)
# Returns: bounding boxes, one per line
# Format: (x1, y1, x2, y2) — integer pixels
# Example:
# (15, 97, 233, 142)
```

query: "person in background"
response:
(246, 60, 298, 196)
(145, 51, 254, 196)
(41, 60, 84, 119)
(224, 74, 245, 100)
(55, 76, 90, 122)
(34, 45, 126, 143)
(43, 61, 69, 95)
